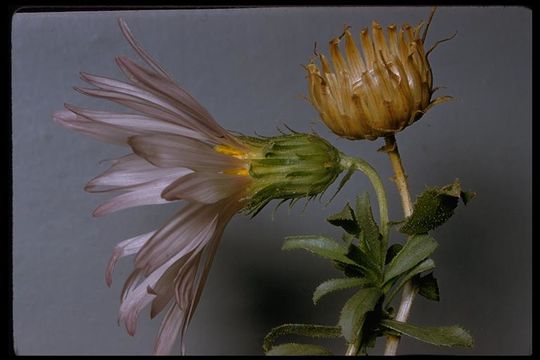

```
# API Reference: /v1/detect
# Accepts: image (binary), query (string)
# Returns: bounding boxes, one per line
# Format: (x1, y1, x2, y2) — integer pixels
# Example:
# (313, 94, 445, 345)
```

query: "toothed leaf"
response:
(380, 320, 474, 348)
(460, 191, 476, 205)
(313, 277, 371, 305)
(384, 235, 438, 284)
(385, 243, 403, 265)
(266, 343, 332, 355)
(355, 193, 383, 265)
(400, 180, 464, 235)
(282, 235, 357, 265)
(415, 272, 440, 302)
(263, 324, 341, 352)
(385, 259, 435, 305)
(339, 287, 382, 343)
(327, 203, 359, 235)
(327, 165, 356, 205)
(346, 244, 383, 283)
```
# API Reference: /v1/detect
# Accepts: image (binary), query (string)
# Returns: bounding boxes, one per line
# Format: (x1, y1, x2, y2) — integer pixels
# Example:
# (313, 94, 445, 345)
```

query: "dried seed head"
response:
(306, 14, 452, 140)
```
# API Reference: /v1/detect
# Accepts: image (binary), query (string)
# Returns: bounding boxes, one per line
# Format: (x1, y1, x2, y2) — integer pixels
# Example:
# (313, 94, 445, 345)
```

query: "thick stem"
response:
(339, 155, 390, 356)
(384, 136, 413, 218)
(383, 135, 416, 356)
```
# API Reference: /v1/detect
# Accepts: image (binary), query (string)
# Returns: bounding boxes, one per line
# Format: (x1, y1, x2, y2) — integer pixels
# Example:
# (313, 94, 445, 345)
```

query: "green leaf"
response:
(380, 319, 474, 348)
(355, 193, 382, 265)
(282, 235, 356, 265)
(313, 277, 372, 305)
(339, 287, 382, 343)
(266, 343, 332, 355)
(385, 259, 435, 305)
(460, 190, 476, 205)
(326, 165, 356, 205)
(358, 303, 386, 354)
(385, 243, 403, 265)
(333, 261, 365, 278)
(415, 272, 440, 301)
(400, 180, 463, 235)
(263, 324, 341, 352)
(327, 203, 359, 235)
(357, 308, 384, 355)
(341, 232, 355, 246)
(346, 244, 383, 283)
(384, 235, 438, 284)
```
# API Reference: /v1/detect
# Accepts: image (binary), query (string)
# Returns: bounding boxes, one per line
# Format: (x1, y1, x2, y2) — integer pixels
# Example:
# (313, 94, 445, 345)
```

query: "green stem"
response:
(339, 154, 390, 356)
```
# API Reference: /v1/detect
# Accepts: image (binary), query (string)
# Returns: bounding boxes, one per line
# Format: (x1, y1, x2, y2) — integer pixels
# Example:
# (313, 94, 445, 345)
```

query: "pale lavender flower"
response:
(54, 19, 252, 355)
(54, 19, 344, 355)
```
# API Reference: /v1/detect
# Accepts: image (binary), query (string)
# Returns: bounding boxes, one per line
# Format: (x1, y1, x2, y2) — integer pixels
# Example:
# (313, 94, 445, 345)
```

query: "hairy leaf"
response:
(355, 193, 382, 265)
(385, 243, 403, 265)
(415, 272, 440, 301)
(282, 235, 356, 265)
(263, 324, 341, 352)
(385, 259, 435, 305)
(327, 165, 356, 205)
(346, 244, 383, 283)
(333, 261, 365, 278)
(400, 180, 463, 235)
(358, 308, 386, 355)
(327, 203, 359, 235)
(380, 320, 474, 348)
(313, 277, 372, 305)
(339, 287, 382, 343)
(460, 190, 476, 205)
(266, 343, 333, 355)
(384, 235, 438, 284)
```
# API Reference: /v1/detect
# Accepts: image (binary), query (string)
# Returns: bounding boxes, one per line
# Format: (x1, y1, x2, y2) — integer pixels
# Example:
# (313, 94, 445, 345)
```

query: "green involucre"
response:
(239, 133, 343, 216)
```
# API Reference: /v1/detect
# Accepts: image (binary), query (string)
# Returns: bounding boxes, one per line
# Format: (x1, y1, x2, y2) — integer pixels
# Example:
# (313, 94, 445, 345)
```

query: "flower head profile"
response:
(53, 19, 344, 355)
(306, 11, 452, 140)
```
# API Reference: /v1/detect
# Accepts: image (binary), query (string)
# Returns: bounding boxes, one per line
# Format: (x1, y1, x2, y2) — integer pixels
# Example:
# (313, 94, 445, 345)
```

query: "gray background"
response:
(12, 7, 531, 355)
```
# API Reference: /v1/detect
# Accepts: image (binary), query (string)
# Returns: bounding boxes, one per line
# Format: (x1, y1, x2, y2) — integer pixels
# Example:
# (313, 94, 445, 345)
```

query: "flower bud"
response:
(306, 20, 452, 140)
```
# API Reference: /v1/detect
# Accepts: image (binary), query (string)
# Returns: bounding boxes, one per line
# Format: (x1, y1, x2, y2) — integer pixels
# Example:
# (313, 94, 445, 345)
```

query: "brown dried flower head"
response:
(306, 14, 453, 140)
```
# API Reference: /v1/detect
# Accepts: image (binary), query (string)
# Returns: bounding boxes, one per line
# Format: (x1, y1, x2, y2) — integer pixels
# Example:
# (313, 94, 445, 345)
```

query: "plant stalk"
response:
(383, 134, 416, 356)
(345, 344, 359, 356)
(384, 136, 413, 218)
